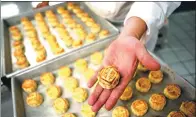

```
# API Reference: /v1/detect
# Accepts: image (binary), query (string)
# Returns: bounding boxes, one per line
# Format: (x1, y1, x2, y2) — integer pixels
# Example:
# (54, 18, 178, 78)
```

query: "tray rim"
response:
(1, 2, 119, 77)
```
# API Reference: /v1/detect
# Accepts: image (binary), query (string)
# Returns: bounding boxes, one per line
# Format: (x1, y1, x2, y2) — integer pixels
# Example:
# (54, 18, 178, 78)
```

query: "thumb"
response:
(135, 42, 160, 70)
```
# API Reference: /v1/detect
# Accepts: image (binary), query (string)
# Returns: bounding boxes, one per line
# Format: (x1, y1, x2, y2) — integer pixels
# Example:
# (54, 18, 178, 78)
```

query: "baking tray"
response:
(11, 36, 195, 117)
(1, 2, 119, 76)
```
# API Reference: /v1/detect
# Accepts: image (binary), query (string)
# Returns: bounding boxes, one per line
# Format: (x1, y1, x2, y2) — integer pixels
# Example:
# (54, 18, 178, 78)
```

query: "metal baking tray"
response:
(1, 2, 119, 76)
(11, 36, 195, 117)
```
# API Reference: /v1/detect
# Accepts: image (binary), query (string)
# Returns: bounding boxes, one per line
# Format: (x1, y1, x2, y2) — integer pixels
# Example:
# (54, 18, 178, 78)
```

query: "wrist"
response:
(121, 16, 147, 39)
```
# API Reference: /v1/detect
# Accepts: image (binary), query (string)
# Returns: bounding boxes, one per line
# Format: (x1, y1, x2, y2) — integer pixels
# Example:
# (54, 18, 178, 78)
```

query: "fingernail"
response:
(92, 106, 98, 112)
(105, 105, 111, 111)
(87, 83, 91, 88)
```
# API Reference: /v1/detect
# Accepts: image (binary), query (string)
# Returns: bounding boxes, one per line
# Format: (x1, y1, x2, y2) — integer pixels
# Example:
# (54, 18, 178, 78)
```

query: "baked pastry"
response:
(36, 50, 47, 62)
(46, 85, 62, 99)
(81, 16, 89, 22)
(64, 77, 79, 92)
(85, 17, 95, 23)
(34, 44, 45, 52)
(45, 34, 56, 42)
(148, 70, 163, 84)
(50, 20, 60, 28)
(66, 20, 77, 29)
(98, 66, 120, 89)
(72, 40, 83, 48)
(86, 33, 96, 43)
(78, 32, 86, 41)
(74, 28, 86, 39)
(39, 25, 50, 35)
(16, 55, 28, 65)
(62, 13, 72, 19)
(55, 23, 67, 31)
(13, 41, 24, 51)
(26, 29, 37, 38)
(53, 97, 69, 114)
(73, 8, 83, 14)
(45, 10, 54, 17)
(57, 6, 65, 14)
(18, 61, 30, 69)
(149, 93, 166, 111)
(76, 12, 87, 19)
(131, 99, 148, 116)
(90, 52, 103, 65)
(21, 17, 29, 26)
(9, 26, 20, 34)
(164, 84, 181, 100)
(31, 38, 41, 48)
(11, 32, 22, 41)
(72, 87, 88, 102)
(74, 26, 85, 32)
(62, 113, 76, 117)
(90, 24, 101, 34)
(180, 101, 196, 117)
(99, 29, 110, 39)
(34, 13, 44, 21)
(26, 92, 43, 107)
(63, 18, 74, 24)
(137, 62, 148, 71)
(59, 33, 70, 41)
(58, 66, 72, 79)
(40, 72, 55, 86)
(57, 29, 68, 38)
(49, 42, 59, 50)
(23, 22, 35, 31)
(14, 48, 24, 57)
(22, 79, 37, 93)
(84, 68, 95, 81)
(136, 77, 151, 93)
(74, 59, 88, 73)
(63, 37, 73, 47)
(67, 2, 75, 10)
(86, 21, 95, 27)
(120, 86, 133, 101)
(167, 111, 186, 117)
(112, 106, 129, 117)
(81, 103, 96, 117)
(54, 47, 65, 55)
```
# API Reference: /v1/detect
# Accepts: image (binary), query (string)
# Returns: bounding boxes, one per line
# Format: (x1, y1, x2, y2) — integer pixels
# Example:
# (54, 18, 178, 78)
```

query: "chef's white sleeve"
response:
(85, 2, 126, 19)
(124, 2, 181, 43)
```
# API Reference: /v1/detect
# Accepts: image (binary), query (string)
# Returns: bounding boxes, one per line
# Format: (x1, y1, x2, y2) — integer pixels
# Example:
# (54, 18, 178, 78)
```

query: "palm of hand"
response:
(88, 36, 160, 112)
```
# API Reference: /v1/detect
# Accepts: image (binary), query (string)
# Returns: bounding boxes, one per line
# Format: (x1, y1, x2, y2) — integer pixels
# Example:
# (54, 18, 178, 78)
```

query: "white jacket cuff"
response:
(124, 2, 165, 41)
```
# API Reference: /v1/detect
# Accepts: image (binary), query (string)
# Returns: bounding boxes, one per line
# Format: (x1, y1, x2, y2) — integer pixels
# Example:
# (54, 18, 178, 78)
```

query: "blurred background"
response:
(1, 2, 195, 117)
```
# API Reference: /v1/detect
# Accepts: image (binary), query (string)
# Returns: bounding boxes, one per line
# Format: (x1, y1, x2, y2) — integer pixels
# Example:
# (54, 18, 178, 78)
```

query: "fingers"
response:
(88, 84, 104, 106)
(88, 66, 103, 88)
(135, 42, 160, 71)
(105, 77, 130, 110)
(92, 89, 112, 112)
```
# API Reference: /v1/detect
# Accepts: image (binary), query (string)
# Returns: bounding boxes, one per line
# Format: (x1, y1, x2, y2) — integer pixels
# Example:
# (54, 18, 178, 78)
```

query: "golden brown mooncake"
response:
(22, 79, 37, 93)
(131, 99, 148, 116)
(98, 66, 120, 89)
(26, 92, 43, 107)
(180, 101, 196, 117)
(164, 84, 181, 100)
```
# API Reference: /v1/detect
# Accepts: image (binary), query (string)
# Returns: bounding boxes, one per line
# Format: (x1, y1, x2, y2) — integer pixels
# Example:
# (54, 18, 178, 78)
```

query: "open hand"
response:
(87, 35, 160, 112)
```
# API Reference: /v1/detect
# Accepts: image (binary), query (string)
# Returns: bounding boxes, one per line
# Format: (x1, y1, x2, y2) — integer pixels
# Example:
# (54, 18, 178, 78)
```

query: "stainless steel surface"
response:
(2, 2, 119, 77)
(11, 36, 195, 117)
